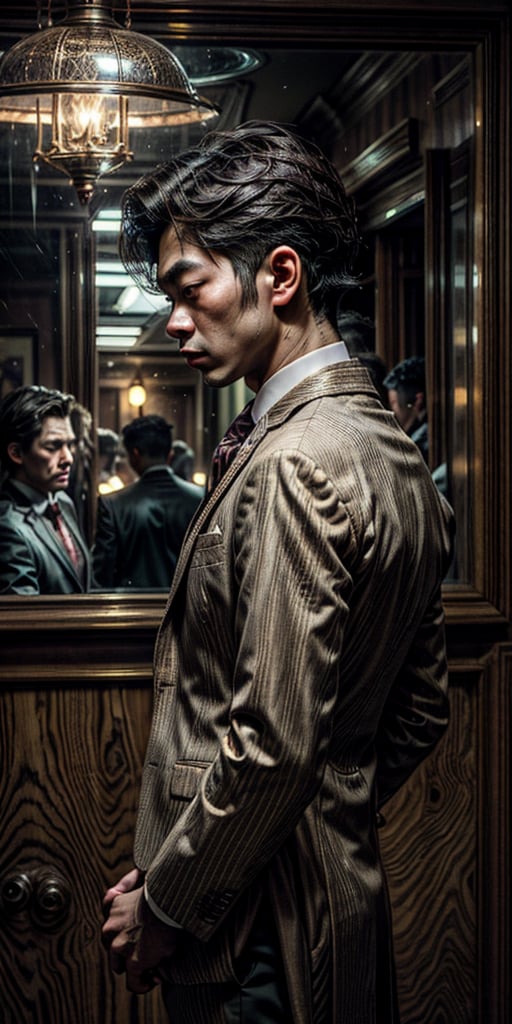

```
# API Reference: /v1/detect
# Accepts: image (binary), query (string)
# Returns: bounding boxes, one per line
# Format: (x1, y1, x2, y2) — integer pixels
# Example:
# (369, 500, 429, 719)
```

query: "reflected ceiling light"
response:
(172, 45, 264, 86)
(0, 0, 218, 204)
(128, 372, 146, 412)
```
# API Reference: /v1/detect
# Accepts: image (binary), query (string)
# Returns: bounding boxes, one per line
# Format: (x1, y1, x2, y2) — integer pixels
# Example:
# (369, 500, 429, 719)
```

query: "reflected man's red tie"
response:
(47, 501, 80, 568)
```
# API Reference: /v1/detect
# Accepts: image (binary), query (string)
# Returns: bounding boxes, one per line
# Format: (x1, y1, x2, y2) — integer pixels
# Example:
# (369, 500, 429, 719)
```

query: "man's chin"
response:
(203, 371, 239, 388)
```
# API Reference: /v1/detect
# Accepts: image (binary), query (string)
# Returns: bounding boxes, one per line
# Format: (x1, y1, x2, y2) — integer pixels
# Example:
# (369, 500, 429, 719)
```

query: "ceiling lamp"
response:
(128, 372, 146, 413)
(0, 0, 218, 204)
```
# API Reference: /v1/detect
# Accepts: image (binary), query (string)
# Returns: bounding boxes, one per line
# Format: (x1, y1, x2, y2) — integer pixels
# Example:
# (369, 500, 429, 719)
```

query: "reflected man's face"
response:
(387, 388, 424, 434)
(9, 415, 76, 496)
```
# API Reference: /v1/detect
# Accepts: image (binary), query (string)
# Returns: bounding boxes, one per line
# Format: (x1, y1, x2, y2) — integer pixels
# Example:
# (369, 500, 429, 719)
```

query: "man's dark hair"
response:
(171, 439, 195, 481)
(0, 384, 74, 475)
(120, 120, 361, 328)
(122, 415, 172, 459)
(383, 356, 426, 404)
(337, 310, 376, 354)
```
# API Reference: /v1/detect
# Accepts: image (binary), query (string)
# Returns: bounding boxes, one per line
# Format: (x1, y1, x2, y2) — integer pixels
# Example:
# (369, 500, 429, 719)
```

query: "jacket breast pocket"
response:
(170, 760, 211, 800)
(190, 531, 225, 569)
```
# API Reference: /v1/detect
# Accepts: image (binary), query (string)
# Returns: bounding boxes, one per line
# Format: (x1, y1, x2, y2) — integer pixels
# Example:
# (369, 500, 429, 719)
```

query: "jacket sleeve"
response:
(92, 497, 117, 588)
(375, 491, 454, 806)
(375, 587, 450, 808)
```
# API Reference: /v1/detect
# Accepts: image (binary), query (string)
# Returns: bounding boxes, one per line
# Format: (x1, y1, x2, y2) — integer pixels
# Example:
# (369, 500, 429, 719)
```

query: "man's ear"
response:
(7, 441, 23, 466)
(268, 246, 302, 307)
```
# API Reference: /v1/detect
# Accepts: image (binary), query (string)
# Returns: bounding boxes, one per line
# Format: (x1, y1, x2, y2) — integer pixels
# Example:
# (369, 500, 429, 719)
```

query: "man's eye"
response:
(183, 283, 200, 299)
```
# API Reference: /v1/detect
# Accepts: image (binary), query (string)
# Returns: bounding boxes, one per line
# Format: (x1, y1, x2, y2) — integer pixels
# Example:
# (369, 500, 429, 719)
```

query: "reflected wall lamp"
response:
(128, 372, 146, 415)
(0, 0, 218, 204)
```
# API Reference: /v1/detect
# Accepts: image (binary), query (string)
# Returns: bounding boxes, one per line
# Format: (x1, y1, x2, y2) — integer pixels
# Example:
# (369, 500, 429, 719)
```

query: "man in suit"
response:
(93, 414, 203, 590)
(102, 121, 455, 1023)
(383, 356, 428, 462)
(0, 385, 92, 593)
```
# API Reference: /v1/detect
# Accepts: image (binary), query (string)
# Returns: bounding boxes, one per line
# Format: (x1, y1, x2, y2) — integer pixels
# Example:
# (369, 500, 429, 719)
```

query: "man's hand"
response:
(103, 866, 143, 912)
(102, 872, 180, 993)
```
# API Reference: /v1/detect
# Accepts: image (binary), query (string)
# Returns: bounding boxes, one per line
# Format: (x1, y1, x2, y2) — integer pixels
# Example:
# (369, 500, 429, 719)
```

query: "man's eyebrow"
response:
(157, 257, 203, 291)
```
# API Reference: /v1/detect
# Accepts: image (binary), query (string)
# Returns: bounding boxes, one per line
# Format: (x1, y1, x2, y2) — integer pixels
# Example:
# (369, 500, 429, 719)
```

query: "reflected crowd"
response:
(0, 383, 204, 595)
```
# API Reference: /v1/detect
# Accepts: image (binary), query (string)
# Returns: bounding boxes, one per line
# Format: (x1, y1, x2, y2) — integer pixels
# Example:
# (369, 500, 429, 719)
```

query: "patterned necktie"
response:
(209, 401, 255, 491)
(47, 501, 80, 568)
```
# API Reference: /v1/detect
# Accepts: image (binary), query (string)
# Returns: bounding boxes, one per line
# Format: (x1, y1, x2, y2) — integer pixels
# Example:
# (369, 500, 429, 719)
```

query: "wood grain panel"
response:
(380, 674, 477, 1024)
(0, 684, 166, 1024)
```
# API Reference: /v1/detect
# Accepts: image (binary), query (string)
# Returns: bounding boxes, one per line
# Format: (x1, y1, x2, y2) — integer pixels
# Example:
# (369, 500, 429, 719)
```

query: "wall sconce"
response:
(128, 373, 146, 415)
(0, 0, 218, 204)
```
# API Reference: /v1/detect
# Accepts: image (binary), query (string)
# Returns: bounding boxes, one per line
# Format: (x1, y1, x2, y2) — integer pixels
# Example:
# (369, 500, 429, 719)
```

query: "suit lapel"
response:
(26, 509, 77, 576)
(163, 416, 267, 611)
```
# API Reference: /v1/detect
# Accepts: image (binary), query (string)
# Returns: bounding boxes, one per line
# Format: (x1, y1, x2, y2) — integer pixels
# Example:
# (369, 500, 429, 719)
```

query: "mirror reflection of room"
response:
(1, 32, 475, 592)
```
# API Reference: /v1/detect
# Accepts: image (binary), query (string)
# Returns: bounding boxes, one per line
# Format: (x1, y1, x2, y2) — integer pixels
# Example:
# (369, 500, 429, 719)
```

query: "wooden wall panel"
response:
(380, 671, 478, 1023)
(0, 681, 166, 1024)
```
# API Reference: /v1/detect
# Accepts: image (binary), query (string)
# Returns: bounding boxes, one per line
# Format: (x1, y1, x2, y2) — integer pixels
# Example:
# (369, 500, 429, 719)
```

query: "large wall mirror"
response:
(0, 2, 509, 635)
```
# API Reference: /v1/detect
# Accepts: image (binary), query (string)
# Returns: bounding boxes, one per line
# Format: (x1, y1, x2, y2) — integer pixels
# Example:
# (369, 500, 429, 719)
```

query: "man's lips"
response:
(181, 348, 209, 367)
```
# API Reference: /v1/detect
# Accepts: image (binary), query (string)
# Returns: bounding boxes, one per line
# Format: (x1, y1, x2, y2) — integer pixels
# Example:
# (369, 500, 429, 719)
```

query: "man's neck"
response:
(252, 339, 350, 422)
(246, 314, 340, 394)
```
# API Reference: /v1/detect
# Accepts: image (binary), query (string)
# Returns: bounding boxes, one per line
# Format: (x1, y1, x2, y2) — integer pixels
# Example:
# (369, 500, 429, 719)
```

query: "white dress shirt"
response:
(252, 340, 350, 421)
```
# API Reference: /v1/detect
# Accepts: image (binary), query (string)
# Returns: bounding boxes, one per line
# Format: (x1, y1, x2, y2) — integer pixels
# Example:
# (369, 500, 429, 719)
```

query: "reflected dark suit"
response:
(0, 479, 91, 594)
(93, 465, 203, 590)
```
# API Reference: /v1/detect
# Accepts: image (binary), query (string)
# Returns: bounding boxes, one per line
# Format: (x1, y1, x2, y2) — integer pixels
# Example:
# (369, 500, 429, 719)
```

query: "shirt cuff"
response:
(144, 882, 183, 929)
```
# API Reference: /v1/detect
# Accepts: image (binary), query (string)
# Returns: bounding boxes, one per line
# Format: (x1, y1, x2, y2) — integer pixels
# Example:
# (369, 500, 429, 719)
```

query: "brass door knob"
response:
(31, 869, 71, 929)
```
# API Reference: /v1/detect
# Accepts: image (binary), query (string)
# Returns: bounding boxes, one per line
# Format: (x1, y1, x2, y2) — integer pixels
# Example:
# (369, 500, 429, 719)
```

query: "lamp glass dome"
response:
(0, 1, 218, 202)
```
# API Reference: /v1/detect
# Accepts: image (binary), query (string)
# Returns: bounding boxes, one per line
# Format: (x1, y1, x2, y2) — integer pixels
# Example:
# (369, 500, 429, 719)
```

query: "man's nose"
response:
(61, 444, 74, 463)
(165, 306, 194, 344)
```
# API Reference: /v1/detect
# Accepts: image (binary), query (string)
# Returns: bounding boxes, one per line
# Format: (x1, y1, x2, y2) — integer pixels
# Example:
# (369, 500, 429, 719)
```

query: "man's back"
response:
(93, 466, 203, 589)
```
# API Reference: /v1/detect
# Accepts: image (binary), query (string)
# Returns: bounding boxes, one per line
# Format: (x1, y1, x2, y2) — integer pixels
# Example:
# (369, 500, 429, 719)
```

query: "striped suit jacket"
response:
(134, 360, 454, 1023)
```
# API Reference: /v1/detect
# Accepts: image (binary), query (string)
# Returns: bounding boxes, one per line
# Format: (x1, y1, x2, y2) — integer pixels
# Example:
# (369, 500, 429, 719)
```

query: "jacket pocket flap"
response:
(170, 760, 210, 799)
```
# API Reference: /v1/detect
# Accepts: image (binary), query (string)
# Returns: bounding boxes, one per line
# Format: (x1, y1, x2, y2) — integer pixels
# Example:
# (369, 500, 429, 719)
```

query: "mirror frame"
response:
(0, 0, 510, 654)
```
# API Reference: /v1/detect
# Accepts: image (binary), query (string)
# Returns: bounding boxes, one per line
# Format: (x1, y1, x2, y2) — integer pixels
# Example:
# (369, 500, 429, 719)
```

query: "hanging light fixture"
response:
(0, 0, 218, 204)
(128, 372, 146, 414)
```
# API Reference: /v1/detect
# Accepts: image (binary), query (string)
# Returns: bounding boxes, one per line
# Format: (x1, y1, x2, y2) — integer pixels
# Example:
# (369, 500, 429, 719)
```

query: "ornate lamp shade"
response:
(0, 0, 218, 203)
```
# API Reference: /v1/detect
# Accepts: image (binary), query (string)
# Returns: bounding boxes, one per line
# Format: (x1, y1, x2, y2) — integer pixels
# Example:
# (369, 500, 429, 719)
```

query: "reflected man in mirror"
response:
(169, 438, 197, 483)
(92, 414, 203, 591)
(0, 385, 92, 594)
(383, 356, 428, 461)
(337, 310, 389, 407)
(101, 121, 455, 1024)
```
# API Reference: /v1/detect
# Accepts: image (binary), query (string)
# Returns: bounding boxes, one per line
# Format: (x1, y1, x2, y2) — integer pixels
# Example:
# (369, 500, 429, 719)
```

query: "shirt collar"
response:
(142, 464, 170, 477)
(10, 479, 59, 515)
(252, 341, 350, 422)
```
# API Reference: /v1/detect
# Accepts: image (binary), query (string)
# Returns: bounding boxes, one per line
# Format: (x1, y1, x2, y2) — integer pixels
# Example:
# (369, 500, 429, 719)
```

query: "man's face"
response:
(387, 388, 421, 434)
(9, 415, 76, 496)
(157, 228, 278, 391)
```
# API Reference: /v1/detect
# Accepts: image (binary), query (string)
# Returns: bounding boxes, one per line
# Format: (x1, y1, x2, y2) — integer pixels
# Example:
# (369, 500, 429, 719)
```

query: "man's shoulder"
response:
(0, 485, 28, 519)
(98, 479, 137, 506)
(173, 474, 204, 501)
(142, 467, 203, 500)
(0, 496, 18, 520)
